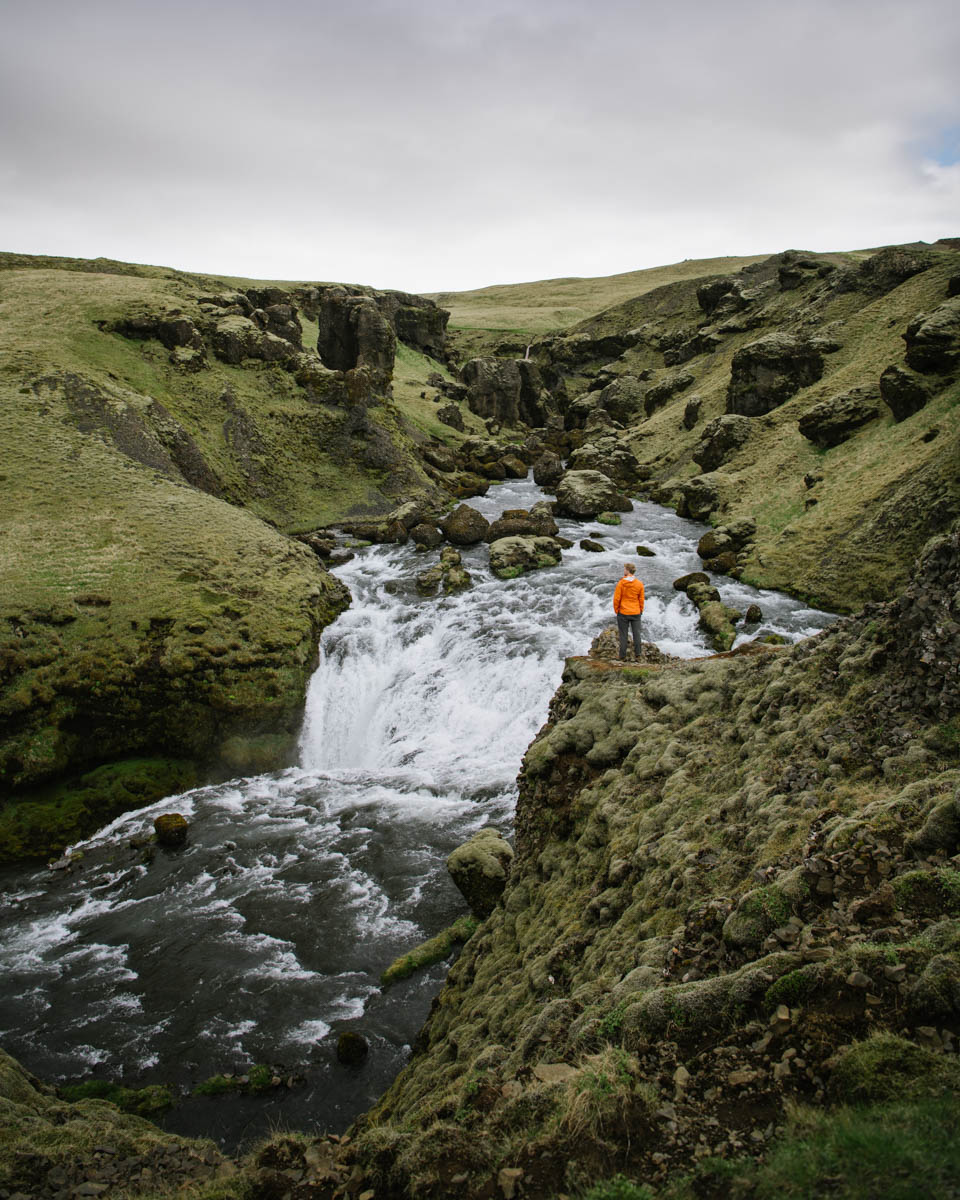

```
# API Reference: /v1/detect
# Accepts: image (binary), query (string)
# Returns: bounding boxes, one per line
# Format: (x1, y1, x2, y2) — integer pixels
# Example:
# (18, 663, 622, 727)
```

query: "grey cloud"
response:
(1, 0, 958, 290)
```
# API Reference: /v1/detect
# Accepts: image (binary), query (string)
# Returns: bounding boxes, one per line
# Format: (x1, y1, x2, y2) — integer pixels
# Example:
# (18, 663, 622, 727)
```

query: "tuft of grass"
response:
(559, 1048, 655, 1142)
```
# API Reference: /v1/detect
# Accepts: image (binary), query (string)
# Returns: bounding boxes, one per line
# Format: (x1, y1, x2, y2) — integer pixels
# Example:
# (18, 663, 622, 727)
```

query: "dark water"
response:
(0, 477, 837, 1149)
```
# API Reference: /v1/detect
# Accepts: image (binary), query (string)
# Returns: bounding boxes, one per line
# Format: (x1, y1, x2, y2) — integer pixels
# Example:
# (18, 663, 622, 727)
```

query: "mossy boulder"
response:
(441, 503, 490, 546)
(153, 812, 189, 847)
(336, 1032, 369, 1065)
(488, 535, 563, 579)
(904, 297, 960, 374)
(692, 414, 752, 471)
(447, 828, 514, 918)
(0, 758, 197, 865)
(908, 954, 960, 1022)
(555, 470, 632, 520)
(798, 388, 882, 448)
(879, 364, 933, 421)
(829, 1033, 960, 1103)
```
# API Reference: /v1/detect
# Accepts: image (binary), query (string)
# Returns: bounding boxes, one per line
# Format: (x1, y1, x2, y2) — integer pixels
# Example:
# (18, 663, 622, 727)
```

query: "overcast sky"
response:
(2, 0, 958, 292)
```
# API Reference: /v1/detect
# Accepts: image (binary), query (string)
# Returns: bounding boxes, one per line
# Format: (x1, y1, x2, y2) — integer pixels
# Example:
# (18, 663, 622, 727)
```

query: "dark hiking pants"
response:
(617, 612, 642, 659)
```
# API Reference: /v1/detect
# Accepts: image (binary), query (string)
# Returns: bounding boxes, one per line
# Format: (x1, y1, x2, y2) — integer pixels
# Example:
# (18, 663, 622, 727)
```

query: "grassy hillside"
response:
(0, 252, 463, 858)
(432, 256, 776, 334)
(530, 243, 960, 611)
(432, 256, 783, 359)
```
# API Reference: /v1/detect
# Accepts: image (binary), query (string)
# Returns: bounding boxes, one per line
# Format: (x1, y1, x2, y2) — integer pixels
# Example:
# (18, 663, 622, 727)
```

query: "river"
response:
(0, 476, 837, 1149)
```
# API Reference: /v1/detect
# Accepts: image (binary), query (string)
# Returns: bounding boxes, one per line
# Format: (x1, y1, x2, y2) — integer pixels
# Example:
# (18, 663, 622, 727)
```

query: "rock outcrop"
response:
(348, 530, 960, 1200)
(903, 297, 960, 375)
(797, 388, 882, 448)
(726, 333, 825, 416)
(879, 365, 933, 421)
(692, 414, 752, 472)
(317, 288, 396, 380)
(460, 358, 557, 427)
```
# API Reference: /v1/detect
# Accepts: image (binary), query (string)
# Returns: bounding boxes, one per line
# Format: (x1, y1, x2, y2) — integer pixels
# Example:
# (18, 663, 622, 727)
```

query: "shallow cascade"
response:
(0, 475, 836, 1149)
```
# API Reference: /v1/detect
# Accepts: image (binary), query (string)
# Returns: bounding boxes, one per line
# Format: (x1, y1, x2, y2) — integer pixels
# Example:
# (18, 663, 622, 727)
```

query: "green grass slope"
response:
(0, 253, 461, 859)
(432, 255, 774, 336)
(533, 242, 960, 611)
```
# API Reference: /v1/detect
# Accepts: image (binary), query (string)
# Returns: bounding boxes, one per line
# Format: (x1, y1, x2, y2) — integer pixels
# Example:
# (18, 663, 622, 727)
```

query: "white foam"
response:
(285, 1018, 332, 1044)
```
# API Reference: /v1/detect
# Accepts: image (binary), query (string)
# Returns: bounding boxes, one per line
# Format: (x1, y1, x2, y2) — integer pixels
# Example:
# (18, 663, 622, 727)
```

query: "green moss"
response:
(58, 1079, 173, 1118)
(892, 868, 960, 917)
(830, 1034, 960, 1105)
(194, 1063, 277, 1096)
(0, 758, 198, 863)
(763, 965, 823, 1010)
(381, 915, 478, 987)
(581, 1177, 655, 1200)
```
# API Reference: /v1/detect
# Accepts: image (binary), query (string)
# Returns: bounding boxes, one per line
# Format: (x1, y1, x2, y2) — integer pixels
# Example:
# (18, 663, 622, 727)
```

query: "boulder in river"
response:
(580, 539, 605, 552)
(441, 504, 490, 546)
(489, 535, 563, 579)
(440, 547, 472, 593)
(555, 470, 632, 520)
(410, 522, 443, 549)
(532, 451, 564, 489)
(154, 813, 188, 848)
(447, 829, 514, 918)
(673, 571, 710, 592)
(484, 507, 558, 541)
(336, 1031, 369, 1065)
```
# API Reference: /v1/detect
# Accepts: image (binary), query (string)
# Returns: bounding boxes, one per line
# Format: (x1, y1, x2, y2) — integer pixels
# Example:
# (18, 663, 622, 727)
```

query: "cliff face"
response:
(0, 255, 458, 859)
(346, 531, 960, 1198)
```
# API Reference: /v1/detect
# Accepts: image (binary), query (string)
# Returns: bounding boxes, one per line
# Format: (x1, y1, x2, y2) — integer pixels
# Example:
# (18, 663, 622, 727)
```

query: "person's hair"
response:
(624, 562, 635, 574)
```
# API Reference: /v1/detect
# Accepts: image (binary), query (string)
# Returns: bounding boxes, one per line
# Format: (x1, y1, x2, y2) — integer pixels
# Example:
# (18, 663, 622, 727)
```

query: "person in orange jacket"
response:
(613, 562, 645, 661)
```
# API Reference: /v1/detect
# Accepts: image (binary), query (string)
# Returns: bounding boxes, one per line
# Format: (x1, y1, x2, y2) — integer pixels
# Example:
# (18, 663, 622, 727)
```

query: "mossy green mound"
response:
(0, 757, 196, 864)
(381, 915, 479, 987)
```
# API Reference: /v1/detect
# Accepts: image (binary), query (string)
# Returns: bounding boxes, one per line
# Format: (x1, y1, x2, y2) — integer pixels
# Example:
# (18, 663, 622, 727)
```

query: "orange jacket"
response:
(613, 575, 645, 615)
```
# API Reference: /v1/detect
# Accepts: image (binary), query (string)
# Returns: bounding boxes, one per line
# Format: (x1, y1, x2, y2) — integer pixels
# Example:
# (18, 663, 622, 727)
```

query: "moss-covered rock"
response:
(447, 829, 514, 917)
